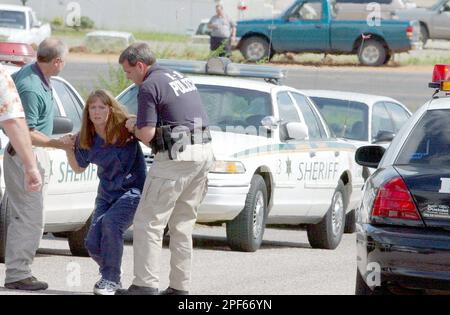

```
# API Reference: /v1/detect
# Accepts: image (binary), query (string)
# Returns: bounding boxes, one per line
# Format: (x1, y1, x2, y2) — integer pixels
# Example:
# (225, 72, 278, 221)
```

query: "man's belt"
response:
(150, 126, 211, 158)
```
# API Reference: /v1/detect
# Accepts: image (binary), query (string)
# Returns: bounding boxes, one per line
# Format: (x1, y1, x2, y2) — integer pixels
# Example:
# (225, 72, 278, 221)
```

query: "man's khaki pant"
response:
(3, 147, 50, 284)
(132, 143, 214, 291)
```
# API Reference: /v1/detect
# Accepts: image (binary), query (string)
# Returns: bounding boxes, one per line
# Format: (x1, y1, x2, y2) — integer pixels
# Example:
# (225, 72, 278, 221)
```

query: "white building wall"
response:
(0, 0, 293, 34)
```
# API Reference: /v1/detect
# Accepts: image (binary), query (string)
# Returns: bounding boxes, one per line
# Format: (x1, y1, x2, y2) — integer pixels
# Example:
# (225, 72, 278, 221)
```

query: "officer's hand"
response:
(125, 117, 137, 133)
(23, 167, 42, 192)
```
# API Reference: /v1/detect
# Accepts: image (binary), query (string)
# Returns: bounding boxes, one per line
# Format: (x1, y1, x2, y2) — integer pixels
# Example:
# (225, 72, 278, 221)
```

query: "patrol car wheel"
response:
(0, 193, 9, 264)
(344, 209, 356, 234)
(68, 215, 92, 257)
(226, 175, 267, 252)
(307, 180, 347, 249)
(357, 39, 386, 66)
(240, 36, 273, 62)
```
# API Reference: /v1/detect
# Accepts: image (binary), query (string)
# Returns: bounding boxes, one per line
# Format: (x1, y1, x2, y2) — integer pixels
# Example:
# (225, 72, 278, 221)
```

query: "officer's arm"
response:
(135, 126, 156, 147)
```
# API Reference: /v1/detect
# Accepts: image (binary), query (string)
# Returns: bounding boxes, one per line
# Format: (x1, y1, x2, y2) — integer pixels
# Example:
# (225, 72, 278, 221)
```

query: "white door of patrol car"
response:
(270, 91, 313, 218)
(290, 92, 337, 213)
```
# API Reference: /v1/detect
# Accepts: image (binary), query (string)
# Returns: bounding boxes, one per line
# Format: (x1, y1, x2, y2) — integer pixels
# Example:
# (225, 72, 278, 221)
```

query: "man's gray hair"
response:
(119, 42, 156, 67)
(37, 38, 67, 63)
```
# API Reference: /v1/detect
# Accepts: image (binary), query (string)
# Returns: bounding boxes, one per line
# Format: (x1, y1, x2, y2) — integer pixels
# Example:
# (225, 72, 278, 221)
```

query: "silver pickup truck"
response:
(395, 0, 450, 45)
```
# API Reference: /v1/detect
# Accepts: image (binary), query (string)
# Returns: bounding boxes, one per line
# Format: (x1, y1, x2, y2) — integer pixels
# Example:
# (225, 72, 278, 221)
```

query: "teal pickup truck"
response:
(236, 0, 419, 66)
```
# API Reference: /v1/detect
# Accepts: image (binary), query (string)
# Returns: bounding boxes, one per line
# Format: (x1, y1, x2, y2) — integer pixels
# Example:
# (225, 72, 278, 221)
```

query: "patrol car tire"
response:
(68, 215, 92, 257)
(344, 209, 356, 234)
(357, 39, 386, 66)
(240, 36, 273, 62)
(226, 175, 267, 252)
(0, 192, 9, 264)
(307, 180, 347, 249)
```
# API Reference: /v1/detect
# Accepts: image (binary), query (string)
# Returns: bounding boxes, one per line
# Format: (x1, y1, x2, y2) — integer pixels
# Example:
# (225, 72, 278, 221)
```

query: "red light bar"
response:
(0, 42, 36, 66)
(432, 64, 450, 82)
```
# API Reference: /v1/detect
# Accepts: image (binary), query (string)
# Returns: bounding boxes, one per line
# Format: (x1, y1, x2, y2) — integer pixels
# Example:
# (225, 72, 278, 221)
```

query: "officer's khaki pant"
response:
(132, 143, 214, 291)
(3, 147, 50, 284)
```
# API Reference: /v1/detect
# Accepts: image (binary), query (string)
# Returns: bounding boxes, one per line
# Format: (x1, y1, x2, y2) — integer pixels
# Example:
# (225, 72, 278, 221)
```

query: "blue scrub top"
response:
(74, 134, 147, 203)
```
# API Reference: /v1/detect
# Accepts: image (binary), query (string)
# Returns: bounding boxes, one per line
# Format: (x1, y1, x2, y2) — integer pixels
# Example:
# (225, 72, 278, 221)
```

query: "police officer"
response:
(116, 43, 214, 295)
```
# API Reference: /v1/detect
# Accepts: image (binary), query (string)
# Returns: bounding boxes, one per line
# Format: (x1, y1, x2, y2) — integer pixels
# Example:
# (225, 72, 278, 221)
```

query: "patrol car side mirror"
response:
(52, 116, 73, 135)
(261, 116, 278, 131)
(285, 122, 308, 141)
(355, 145, 386, 169)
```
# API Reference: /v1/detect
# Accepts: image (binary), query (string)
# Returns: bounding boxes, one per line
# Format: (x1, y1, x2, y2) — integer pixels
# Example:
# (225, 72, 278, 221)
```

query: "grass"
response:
(132, 31, 190, 43)
(53, 26, 190, 43)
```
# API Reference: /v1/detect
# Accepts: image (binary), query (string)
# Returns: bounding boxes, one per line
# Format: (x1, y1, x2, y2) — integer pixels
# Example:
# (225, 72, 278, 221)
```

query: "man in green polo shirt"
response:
(3, 38, 73, 291)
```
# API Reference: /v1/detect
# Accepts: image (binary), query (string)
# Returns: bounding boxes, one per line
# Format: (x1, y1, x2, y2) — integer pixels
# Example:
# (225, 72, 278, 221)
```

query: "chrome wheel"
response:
(246, 42, 266, 61)
(331, 191, 344, 237)
(252, 191, 265, 239)
(361, 45, 380, 65)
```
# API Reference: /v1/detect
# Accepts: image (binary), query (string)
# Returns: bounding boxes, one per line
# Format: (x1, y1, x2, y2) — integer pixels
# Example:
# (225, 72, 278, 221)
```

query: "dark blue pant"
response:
(85, 189, 140, 283)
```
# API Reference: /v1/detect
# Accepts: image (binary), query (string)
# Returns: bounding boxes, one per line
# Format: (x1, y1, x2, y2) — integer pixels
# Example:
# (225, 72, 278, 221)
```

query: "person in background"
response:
(208, 4, 236, 57)
(61, 90, 146, 295)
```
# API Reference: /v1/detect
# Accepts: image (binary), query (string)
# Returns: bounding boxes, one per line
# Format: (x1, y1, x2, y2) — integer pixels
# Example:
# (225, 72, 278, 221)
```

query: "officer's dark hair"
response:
(37, 38, 67, 63)
(119, 42, 156, 66)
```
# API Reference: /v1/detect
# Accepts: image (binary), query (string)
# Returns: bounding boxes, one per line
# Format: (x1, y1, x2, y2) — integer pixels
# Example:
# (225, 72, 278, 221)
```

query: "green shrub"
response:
(51, 16, 64, 27)
(80, 16, 95, 29)
(94, 64, 132, 97)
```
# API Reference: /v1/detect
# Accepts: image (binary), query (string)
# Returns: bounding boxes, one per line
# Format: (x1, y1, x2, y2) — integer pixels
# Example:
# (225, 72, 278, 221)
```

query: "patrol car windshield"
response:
(117, 84, 273, 136)
(396, 110, 450, 166)
(310, 97, 368, 141)
(0, 10, 26, 29)
(197, 84, 272, 134)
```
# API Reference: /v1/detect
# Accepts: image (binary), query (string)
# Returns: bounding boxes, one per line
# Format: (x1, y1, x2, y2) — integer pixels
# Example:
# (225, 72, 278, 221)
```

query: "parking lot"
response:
(0, 225, 357, 295)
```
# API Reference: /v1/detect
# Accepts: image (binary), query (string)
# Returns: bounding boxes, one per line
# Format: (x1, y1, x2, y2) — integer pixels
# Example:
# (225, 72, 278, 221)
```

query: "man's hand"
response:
(125, 117, 137, 133)
(59, 134, 76, 151)
(23, 167, 42, 192)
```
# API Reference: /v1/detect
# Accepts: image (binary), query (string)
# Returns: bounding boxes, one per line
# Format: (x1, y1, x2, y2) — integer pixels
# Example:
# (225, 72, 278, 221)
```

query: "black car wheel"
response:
(68, 215, 92, 257)
(226, 175, 267, 252)
(307, 180, 347, 249)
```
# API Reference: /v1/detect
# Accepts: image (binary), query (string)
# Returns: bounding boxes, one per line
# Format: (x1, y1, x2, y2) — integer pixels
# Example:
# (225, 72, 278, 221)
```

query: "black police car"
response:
(354, 64, 450, 295)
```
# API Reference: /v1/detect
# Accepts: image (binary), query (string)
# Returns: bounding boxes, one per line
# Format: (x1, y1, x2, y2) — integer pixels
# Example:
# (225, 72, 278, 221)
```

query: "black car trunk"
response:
(395, 165, 450, 230)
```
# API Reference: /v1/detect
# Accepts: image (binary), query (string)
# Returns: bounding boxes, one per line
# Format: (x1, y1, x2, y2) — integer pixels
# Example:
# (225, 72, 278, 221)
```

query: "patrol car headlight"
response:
(211, 161, 246, 174)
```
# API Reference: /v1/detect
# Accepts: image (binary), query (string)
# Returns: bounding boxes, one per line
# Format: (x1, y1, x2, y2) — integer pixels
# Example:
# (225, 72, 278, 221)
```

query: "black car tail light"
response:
(371, 176, 421, 221)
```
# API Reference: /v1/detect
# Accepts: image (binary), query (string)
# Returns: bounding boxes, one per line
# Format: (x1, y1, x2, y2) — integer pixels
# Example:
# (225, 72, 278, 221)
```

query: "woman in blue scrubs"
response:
(62, 89, 146, 295)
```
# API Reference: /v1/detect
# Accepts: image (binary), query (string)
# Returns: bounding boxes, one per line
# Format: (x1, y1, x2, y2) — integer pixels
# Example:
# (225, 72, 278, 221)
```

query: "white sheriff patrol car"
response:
(0, 61, 98, 262)
(117, 58, 365, 252)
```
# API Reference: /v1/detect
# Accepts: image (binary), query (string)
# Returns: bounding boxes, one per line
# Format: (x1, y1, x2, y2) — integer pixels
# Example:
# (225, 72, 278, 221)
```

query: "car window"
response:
(52, 79, 82, 132)
(0, 10, 26, 29)
(291, 93, 323, 140)
(396, 110, 450, 166)
(198, 85, 272, 135)
(372, 102, 395, 142)
(384, 102, 410, 132)
(118, 85, 138, 115)
(277, 92, 301, 123)
(288, 0, 323, 20)
(311, 97, 368, 141)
